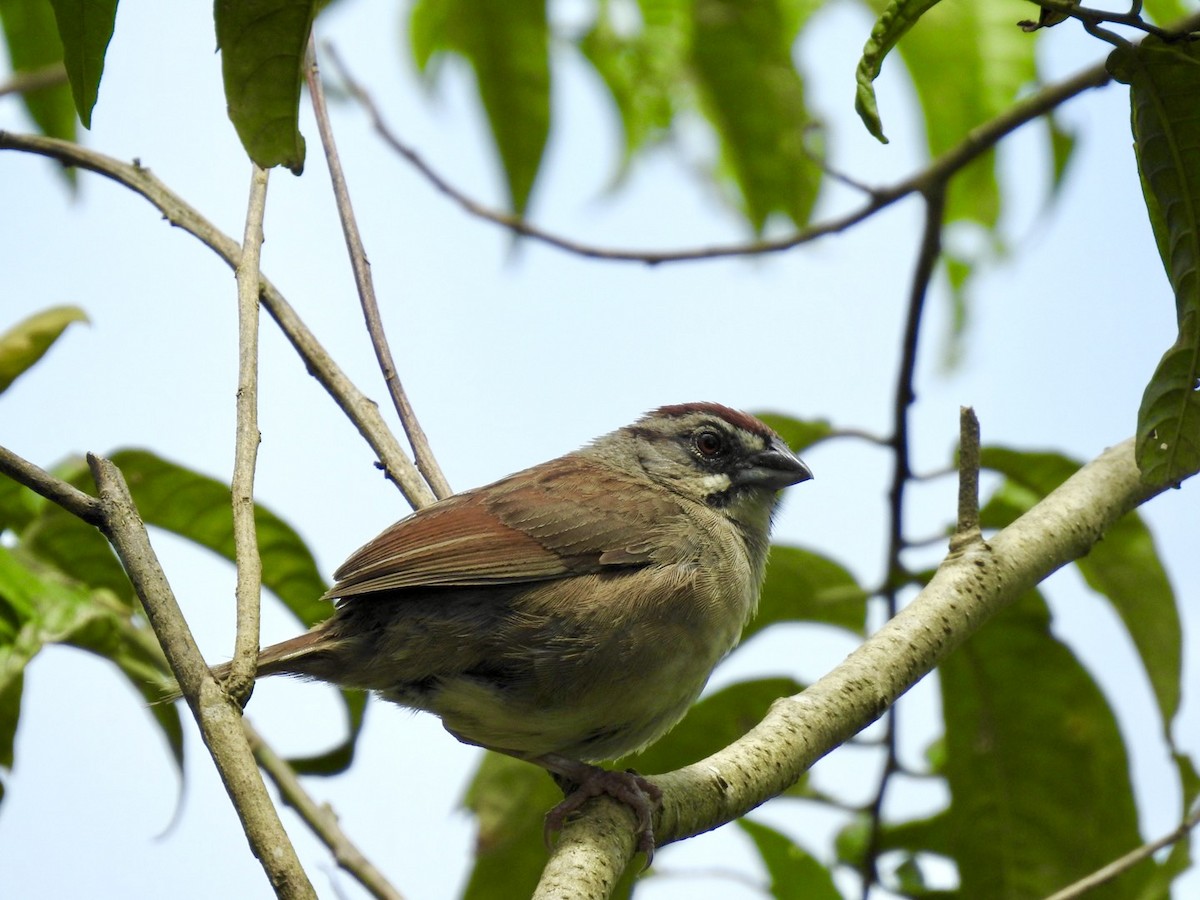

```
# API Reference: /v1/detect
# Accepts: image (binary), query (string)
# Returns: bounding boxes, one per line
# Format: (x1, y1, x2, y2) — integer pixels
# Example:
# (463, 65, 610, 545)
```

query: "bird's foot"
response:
(536, 755, 662, 865)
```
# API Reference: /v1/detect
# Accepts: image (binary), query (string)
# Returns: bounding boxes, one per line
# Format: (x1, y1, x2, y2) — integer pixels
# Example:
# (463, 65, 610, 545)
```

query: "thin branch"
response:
(952, 406, 983, 551)
(0, 63, 68, 99)
(1022, 0, 1170, 39)
(304, 39, 451, 500)
(326, 50, 1110, 264)
(1043, 801, 1200, 900)
(244, 720, 406, 900)
(535, 438, 1192, 895)
(227, 164, 270, 703)
(860, 184, 947, 898)
(0, 444, 103, 524)
(0, 131, 437, 511)
(87, 453, 316, 899)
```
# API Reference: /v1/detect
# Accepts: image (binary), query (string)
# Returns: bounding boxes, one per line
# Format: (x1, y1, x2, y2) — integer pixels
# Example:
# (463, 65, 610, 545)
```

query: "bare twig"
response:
(245, 720, 406, 900)
(1044, 801, 1200, 900)
(0, 63, 68, 99)
(1022, 0, 1170, 39)
(536, 439, 1191, 895)
(326, 49, 1109, 265)
(227, 164, 270, 703)
(87, 453, 316, 899)
(0, 131, 437, 511)
(952, 406, 983, 551)
(859, 185, 947, 898)
(304, 39, 451, 500)
(0, 444, 102, 524)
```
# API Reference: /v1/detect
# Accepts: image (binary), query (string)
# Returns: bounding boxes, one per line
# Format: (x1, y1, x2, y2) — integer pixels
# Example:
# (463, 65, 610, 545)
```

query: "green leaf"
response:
(754, 413, 835, 452)
(410, 0, 550, 216)
(617, 677, 807, 778)
(0, 305, 88, 395)
(46, 0, 116, 128)
(887, 0, 1037, 231)
(577, 0, 687, 165)
(1048, 113, 1077, 198)
(0, 471, 41, 534)
(214, 0, 314, 173)
(460, 678, 812, 897)
(690, 0, 821, 231)
(101, 450, 365, 772)
(21, 457, 135, 607)
(939, 591, 1151, 898)
(281, 690, 367, 775)
(1138, 310, 1200, 487)
(739, 818, 841, 900)
(747, 546, 868, 642)
(1108, 37, 1200, 484)
(14, 449, 366, 773)
(0, 550, 40, 773)
(874, 809, 953, 860)
(1141, 0, 1189, 25)
(980, 447, 1184, 742)
(0, 544, 184, 796)
(0, 0, 76, 144)
(461, 753, 563, 900)
(854, 0, 943, 143)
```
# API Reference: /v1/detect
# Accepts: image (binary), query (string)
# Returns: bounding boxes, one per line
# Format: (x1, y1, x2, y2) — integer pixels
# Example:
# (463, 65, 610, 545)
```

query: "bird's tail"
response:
(155, 626, 330, 704)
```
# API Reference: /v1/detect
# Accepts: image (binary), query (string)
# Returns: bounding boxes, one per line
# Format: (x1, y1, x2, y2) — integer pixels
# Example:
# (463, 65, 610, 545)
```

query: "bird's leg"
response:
(532, 753, 663, 864)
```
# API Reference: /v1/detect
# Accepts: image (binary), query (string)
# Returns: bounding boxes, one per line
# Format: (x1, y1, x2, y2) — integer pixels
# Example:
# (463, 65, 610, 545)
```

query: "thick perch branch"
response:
(534, 437, 1185, 897)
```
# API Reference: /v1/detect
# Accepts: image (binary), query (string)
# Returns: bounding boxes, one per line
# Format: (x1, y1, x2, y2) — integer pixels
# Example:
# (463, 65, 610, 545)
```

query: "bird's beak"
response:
(737, 437, 813, 489)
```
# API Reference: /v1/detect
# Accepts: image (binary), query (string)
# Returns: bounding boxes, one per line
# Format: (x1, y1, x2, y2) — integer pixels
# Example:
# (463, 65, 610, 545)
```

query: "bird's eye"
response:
(694, 429, 725, 457)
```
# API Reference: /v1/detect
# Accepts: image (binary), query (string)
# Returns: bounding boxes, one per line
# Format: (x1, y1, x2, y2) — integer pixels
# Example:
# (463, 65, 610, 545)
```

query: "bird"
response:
(195, 402, 812, 858)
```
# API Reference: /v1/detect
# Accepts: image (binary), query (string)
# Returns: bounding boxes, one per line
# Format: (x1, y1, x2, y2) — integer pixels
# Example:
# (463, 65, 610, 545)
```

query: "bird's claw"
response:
(543, 768, 663, 867)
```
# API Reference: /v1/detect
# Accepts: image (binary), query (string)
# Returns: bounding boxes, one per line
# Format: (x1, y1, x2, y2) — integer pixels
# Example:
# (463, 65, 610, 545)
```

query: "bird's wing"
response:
(327, 456, 684, 599)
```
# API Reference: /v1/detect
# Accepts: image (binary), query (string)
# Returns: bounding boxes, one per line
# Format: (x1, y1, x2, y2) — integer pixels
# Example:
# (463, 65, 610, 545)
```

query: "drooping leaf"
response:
(1048, 112, 1077, 198)
(939, 591, 1151, 898)
(980, 447, 1183, 743)
(45, 0, 117, 128)
(106, 450, 330, 623)
(214, 0, 314, 173)
(20, 456, 135, 608)
(617, 677, 807, 778)
(0, 551, 39, 773)
(102, 450, 363, 773)
(461, 753, 563, 900)
(690, 0, 821, 231)
(13, 449, 365, 773)
(1137, 314, 1200, 486)
(754, 413, 834, 452)
(577, 0, 687, 165)
(887, 0, 1037, 231)
(854, 0, 944, 143)
(0, 544, 184, 799)
(0, 305, 88, 395)
(409, 0, 550, 216)
(1142, 0, 1190, 25)
(0, 0, 76, 145)
(748, 546, 868, 642)
(1108, 37, 1200, 484)
(873, 809, 953, 861)
(461, 677, 812, 896)
(0, 473, 42, 534)
(739, 818, 841, 900)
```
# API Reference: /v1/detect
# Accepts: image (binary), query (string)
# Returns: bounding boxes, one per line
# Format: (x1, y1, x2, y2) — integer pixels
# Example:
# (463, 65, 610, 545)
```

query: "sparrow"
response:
(197, 402, 811, 858)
